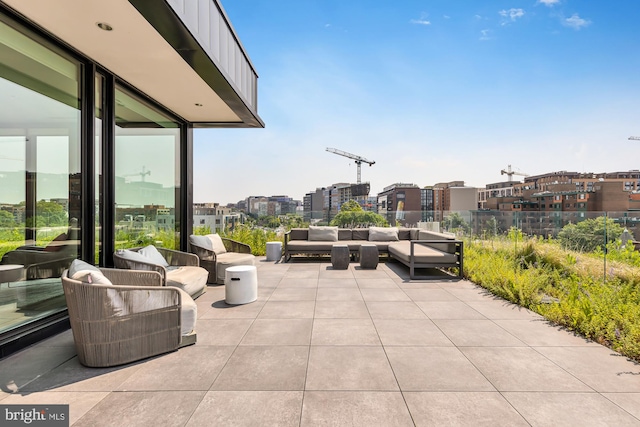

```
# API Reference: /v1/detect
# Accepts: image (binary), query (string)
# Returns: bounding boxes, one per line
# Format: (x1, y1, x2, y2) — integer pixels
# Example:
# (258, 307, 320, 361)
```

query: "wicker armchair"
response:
(113, 246, 207, 299)
(62, 267, 197, 368)
(188, 234, 255, 284)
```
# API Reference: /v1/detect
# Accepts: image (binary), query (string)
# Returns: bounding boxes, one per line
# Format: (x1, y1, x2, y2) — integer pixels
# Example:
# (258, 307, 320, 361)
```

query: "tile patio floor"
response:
(1, 258, 640, 426)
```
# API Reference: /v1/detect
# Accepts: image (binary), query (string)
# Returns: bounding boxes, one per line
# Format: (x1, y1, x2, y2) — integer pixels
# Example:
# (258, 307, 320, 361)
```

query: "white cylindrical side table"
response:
(266, 241, 282, 261)
(225, 265, 258, 305)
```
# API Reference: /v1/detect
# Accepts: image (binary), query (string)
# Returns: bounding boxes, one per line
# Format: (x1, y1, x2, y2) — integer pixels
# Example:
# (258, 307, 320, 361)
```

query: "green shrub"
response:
(465, 237, 640, 362)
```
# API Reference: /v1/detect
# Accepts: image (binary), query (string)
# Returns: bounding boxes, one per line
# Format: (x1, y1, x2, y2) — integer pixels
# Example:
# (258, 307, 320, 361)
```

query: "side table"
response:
(331, 244, 350, 270)
(225, 265, 258, 305)
(359, 244, 379, 269)
(266, 241, 282, 262)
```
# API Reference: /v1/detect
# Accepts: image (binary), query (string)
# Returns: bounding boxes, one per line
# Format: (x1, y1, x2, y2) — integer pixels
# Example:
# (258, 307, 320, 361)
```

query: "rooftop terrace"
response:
(1, 258, 639, 426)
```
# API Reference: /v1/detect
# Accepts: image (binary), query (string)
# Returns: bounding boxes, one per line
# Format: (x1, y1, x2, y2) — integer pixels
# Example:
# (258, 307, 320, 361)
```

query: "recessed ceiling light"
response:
(195, 103, 203, 107)
(96, 22, 113, 31)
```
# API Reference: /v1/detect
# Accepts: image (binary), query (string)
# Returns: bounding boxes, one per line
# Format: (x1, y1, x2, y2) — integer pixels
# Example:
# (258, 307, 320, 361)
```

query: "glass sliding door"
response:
(114, 86, 181, 250)
(0, 17, 81, 333)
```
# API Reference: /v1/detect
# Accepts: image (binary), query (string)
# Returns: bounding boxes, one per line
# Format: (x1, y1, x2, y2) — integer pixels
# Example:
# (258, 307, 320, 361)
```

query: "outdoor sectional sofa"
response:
(284, 226, 463, 279)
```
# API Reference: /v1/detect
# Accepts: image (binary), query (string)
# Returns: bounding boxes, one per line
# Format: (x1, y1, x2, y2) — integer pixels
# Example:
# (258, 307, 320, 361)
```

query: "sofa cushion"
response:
(388, 241, 458, 264)
(139, 245, 169, 268)
(68, 259, 127, 316)
(368, 227, 399, 242)
(125, 287, 196, 335)
(206, 234, 227, 255)
(352, 229, 369, 240)
(398, 228, 412, 240)
(338, 229, 353, 241)
(166, 266, 208, 298)
(189, 234, 213, 251)
(308, 226, 338, 241)
(115, 248, 152, 266)
(289, 228, 308, 240)
(418, 230, 456, 253)
(215, 252, 256, 284)
(69, 259, 113, 286)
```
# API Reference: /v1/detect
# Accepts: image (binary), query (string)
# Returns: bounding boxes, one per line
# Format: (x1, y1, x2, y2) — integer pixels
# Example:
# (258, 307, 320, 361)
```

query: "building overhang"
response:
(1, 0, 263, 128)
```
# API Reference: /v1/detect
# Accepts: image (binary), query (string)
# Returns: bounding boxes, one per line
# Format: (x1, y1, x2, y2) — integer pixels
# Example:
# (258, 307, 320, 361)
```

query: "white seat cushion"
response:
(215, 252, 255, 284)
(166, 266, 208, 298)
(177, 288, 197, 336)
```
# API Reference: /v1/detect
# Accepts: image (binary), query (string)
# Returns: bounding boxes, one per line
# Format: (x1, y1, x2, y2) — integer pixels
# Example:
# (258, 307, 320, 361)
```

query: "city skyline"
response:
(193, 0, 640, 204)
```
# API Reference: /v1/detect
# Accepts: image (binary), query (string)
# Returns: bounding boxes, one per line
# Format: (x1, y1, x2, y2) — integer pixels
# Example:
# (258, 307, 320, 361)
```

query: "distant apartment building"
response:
(304, 188, 326, 222)
(426, 181, 478, 223)
(478, 170, 640, 236)
(377, 183, 422, 227)
(193, 202, 245, 233)
(243, 195, 299, 217)
(320, 182, 371, 222)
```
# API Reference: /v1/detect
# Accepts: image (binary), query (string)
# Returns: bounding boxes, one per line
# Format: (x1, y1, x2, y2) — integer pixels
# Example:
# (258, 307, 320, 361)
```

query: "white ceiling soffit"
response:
(2, 0, 253, 126)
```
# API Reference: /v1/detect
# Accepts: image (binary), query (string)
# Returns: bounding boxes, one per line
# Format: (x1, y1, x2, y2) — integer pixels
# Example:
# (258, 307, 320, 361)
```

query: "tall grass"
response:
(220, 225, 282, 256)
(465, 237, 640, 361)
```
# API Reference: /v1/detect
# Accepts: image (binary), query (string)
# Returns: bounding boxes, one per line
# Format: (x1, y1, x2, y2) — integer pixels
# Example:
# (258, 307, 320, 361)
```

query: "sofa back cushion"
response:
(44, 233, 68, 252)
(352, 228, 369, 240)
(289, 228, 308, 240)
(418, 230, 456, 253)
(308, 226, 338, 242)
(338, 229, 353, 241)
(139, 245, 170, 267)
(205, 234, 227, 255)
(398, 228, 412, 240)
(368, 227, 399, 242)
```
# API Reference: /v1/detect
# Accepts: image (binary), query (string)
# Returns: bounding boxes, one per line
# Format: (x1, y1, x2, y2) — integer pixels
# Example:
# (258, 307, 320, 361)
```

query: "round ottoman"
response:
(331, 244, 350, 270)
(266, 241, 282, 262)
(225, 265, 258, 305)
(359, 244, 379, 269)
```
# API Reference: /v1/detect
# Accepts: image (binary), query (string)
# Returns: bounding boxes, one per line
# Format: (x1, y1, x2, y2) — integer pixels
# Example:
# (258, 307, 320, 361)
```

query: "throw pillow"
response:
(189, 234, 213, 251)
(206, 234, 227, 255)
(115, 248, 151, 264)
(308, 226, 338, 241)
(368, 227, 399, 242)
(68, 259, 113, 286)
(139, 245, 169, 267)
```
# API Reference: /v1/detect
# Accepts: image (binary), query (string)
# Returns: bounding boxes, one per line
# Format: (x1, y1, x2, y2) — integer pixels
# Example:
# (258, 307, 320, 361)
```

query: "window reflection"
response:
(114, 86, 180, 250)
(0, 18, 81, 333)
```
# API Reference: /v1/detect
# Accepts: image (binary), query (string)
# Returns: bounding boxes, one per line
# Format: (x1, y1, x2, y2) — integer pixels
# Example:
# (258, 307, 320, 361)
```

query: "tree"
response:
(330, 201, 388, 228)
(0, 210, 15, 227)
(557, 217, 623, 252)
(442, 212, 470, 234)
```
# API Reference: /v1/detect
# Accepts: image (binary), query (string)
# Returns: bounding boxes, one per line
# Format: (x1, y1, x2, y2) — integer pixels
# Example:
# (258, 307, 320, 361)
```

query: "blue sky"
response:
(194, 0, 640, 204)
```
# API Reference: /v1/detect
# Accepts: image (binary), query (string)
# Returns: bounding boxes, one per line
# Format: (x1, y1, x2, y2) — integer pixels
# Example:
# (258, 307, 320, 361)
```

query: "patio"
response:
(1, 258, 640, 426)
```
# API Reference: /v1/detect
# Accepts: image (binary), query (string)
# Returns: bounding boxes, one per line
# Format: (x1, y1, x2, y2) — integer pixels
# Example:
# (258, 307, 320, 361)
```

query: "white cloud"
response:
(443, 15, 450, 20)
(537, 0, 560, 6)
(563, 13, 591, 30)
(480, 29, 493, 41)
(410, 18, 431, 25)
(499, 8, 525, 23)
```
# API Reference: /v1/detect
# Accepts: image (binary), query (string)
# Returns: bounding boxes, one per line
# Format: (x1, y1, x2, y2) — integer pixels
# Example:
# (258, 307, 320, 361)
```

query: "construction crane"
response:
(326, 147, 375, 184)
(123, 166, 150, 182)
(501, 164, 529, 182)
(629, 136, 640, 141)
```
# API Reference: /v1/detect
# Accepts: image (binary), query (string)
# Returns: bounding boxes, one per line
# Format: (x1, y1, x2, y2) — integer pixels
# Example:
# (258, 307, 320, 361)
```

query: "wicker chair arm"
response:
(157, 247, 200, 267)
(100, 268, 164, 287)
(188, 243, 217, 262)
(222, 238, 252, 254)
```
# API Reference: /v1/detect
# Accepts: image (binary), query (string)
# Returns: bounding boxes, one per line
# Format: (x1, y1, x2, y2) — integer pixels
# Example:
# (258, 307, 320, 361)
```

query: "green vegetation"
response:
(329, 201, 388, 228)
(220, 225, 281, 256)
(557, 216, 624, 252)
(464, 236, 640, 362)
